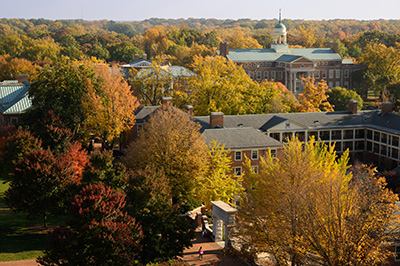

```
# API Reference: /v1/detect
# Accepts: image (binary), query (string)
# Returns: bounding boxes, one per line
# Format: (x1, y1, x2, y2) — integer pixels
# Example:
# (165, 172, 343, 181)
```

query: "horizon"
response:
(1, 0, 400, 22)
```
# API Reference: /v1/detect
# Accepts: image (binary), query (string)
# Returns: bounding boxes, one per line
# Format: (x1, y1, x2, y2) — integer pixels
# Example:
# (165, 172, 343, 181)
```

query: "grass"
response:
(0, 181, 65, 262)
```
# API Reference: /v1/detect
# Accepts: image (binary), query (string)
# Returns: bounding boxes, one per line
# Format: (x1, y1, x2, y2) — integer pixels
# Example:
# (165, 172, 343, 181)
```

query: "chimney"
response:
(134, 54, 139, 61)
(161, 97, 173, 108)
(185, 105, 194, 116)
(219, 42, 229, 57)
(210, 112, 224, 128)
(326, 41, 339, 53)
(348, 100, 358, 114)
(381, 102, 393, 115)
(142, 54, 147, 60)
(17, 74, 28, 83)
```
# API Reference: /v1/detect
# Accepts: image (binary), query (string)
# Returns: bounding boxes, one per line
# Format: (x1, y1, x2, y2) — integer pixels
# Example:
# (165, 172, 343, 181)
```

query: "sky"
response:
(1, 0, 400, 21)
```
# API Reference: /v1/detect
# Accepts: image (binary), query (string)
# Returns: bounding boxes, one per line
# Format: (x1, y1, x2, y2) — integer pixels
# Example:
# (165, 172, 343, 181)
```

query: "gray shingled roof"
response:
(203, 127, 282, 149)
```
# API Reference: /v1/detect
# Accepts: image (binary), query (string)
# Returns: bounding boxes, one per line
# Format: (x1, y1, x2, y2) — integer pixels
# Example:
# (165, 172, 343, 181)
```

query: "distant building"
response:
(0, 75, 31, 126)
(216, 16, 360, 94)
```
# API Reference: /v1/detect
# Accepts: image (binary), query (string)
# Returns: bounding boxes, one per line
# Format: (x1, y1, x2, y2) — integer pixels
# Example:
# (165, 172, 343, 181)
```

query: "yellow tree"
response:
(199, 141, 243, 207)
(236, 138, 399, 266)
(290, 25, 316, 48)
(83, 65, 139, 144)
(124, 106, 207, 210)
(141, 25, 174, 58)
(227, 30, 263, 49)
(296, 77, 333, 112)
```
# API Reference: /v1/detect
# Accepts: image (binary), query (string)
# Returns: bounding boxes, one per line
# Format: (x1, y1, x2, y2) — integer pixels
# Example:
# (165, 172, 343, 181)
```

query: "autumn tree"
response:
(0, 129, 42, 181)
(124, 106, 207, 210)
(83, 65, 139, 145)
(27, 57, 100, 136)
(296, 78, 334, 112)
(125, 168, 194, 263)
(141, 25, 174, 58)
(199, 141, 243, 207)
(5, 142, 89, 227)
(357, 43, 400, 97)
(226, 30, 263, 49)
(130, 59, 174, 106)
(0, 55, 39, 81)
(236, 138, 399, 266)
(38, 184, 143, 266)
(327, 86, 364, 111)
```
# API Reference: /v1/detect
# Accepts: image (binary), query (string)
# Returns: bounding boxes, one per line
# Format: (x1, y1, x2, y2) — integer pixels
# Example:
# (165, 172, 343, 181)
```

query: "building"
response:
(216, 17, 360, 94)
(0, 75, 31, 126)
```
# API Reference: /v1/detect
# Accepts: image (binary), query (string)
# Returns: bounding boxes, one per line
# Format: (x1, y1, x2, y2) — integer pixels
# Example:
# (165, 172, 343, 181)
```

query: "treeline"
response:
(3, 17, 400, 67)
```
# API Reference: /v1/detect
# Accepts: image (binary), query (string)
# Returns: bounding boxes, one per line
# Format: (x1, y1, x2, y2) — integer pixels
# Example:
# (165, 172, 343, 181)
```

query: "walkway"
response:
(180, 228, 247, 266)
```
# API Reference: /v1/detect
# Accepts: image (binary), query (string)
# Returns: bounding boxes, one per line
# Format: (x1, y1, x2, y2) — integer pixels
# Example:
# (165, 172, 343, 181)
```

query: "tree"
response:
(0, 55, 39, 81)
(0, 129, 42, 181)
(125, 168, 194, 263)
(357, 43, 400, 97)
(226, 30, 262, 49)
(83, 65, 139, 144)
(236, 138, 399, 266)
(327, 86, 364, 111)
(27, 57, 100, 135)
(199, 140, 243, 207)
(130, 59, 174, 106)
(142, 25, 174, 58)
(5, 142, 89, 227)
(296, 78, 334, 112)
(38, 184, 143, 266)
(124, 106, 207, 210)
(107, 41, 143, 63)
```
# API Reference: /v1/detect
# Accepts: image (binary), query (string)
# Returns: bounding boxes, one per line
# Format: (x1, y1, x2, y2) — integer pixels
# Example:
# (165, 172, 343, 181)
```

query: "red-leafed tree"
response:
(38, 184, 143, 266)
(5, 142, 89, 226)
(0, 128, 42, 181)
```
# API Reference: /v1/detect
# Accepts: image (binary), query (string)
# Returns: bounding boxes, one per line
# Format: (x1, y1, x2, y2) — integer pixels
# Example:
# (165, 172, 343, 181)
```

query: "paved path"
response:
(0, 229, 247, 266)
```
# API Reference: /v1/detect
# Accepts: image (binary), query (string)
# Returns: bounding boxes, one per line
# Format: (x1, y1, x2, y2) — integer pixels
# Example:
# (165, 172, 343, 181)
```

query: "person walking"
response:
(199, 246, 204, 260)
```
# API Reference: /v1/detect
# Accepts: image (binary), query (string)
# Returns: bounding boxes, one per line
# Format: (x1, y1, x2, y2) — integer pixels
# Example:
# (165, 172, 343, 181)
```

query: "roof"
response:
(342, 58, 355, 65)
(121, 58, 152, 68)
(134, 106, 159, 123)
(274, 23, 286, 29)
(224, 48, 342, 62)
(203, 127, 282, 149)
(0, 81, 32, 114)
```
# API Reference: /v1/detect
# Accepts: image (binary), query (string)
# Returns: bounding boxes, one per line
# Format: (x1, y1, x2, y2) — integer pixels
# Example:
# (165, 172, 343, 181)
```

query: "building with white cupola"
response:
(217, 13, 361, 95)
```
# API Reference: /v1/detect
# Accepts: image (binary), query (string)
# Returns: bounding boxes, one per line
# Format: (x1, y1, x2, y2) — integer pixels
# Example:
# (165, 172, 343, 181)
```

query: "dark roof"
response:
(203, 127, 282, 149)
(134, 106, 159, 123)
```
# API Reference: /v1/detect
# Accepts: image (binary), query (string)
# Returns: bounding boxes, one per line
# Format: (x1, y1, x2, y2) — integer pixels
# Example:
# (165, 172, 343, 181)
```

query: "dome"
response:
(274, 23, 286, 30)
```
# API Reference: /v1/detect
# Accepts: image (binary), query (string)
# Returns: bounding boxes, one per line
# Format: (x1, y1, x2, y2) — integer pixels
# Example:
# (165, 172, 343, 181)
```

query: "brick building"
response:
(216, 18, 361, 94)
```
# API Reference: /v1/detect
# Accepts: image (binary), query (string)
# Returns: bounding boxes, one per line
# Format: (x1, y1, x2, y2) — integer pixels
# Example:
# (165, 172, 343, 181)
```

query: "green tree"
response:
(107, 41, 143, 63)
(124, 106, 207, 210)
(38, 184, 143, 266)
(236, 138, 399, 266)
(125, 168, 194, 263)
(327, 86, 364, 111)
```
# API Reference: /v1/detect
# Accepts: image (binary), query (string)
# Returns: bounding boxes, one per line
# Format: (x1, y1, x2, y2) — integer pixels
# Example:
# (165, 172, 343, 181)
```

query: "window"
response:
(10, 117, 18, 126)
(249, 71, 254, 79)
(137, 124, 143, 132)
(335, 81, 340, 87)
(235, 167, 242, 176)
(271, 71, 276, 80)
(264, 71, 269, 80)
(315, 70, 320, 79)
(235, 151, 242, 161)
(335, 69, 341, 79)
(328, 81, 334, 88)
(278, 71, 283, 80)
(270, 149, 277, 158)
(251, 165, 258, 174)
(329, 70, 334, 79)
(344, 69, 349, 78)
(256, 71, 261, 80)
(322, 70, 327, 79)
(344, 81, 349, 89)
(251, 150, 258, 160)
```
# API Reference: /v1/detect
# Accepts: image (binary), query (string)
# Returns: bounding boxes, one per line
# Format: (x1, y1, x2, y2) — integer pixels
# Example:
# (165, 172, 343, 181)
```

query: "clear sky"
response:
(1, 0, 400, 21)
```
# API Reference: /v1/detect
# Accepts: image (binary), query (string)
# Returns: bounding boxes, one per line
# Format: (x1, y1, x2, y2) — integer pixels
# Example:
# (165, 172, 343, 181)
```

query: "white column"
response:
(213, 217, 223, 241)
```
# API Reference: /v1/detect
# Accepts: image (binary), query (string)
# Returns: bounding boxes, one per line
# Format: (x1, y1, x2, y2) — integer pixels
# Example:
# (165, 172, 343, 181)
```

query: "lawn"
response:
(0, 181, 65, 262)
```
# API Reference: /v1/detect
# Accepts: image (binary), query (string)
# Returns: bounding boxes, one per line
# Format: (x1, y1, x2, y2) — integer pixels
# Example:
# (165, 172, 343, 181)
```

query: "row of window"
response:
(234, 165, 259, 176)
(249, 71, 283, 81)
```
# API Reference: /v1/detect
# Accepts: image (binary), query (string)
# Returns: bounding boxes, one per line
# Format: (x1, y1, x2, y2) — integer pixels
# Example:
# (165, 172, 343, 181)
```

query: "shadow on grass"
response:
(0, 181, 66, 261)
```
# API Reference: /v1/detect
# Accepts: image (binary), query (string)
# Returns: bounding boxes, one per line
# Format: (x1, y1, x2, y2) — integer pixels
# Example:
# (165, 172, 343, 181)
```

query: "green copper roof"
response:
(224, 47, 342, 62)
(274, 23, 286, 29)
(0, 82, 32, 114)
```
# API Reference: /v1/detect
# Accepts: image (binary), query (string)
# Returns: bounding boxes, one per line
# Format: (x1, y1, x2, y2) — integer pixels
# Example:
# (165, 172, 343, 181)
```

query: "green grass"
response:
(0, 181, 65, 262)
